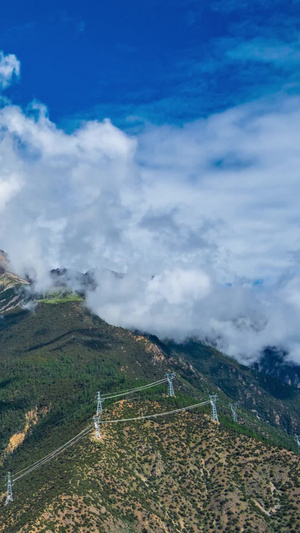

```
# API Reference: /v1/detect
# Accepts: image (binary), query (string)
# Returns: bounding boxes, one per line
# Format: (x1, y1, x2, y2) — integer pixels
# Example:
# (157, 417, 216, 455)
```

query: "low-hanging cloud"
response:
(1, 54, 300, 364)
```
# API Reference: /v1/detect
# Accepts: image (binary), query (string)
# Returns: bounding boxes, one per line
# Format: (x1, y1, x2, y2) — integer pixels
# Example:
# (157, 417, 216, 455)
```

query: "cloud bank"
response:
(1, 54, 300, 364)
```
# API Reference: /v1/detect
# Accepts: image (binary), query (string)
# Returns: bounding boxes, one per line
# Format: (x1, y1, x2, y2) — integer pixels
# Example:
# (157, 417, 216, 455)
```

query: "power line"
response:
(2, 374, 222, 505)
(10, 399, 211, 486)
(3, 369, 298, 508)
(102, 379, 167, 400)
(14, 378, 168, 439)
(100, 400, 211, 425)
(13, 424, 93, 482)
(8, 378, 169, 485)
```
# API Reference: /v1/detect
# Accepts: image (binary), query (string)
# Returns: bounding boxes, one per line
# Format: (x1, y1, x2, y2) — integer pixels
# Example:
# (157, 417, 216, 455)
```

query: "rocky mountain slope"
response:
(0, 251, 29, 314)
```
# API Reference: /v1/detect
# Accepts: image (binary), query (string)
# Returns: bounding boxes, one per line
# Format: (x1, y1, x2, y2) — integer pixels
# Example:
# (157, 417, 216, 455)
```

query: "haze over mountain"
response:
(1, 256, 300, 392)
(0, 58, 300, 366)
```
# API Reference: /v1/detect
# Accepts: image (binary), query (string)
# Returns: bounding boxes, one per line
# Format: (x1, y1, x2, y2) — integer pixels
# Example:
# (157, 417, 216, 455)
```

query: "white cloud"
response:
(1, 55, 300, 364)
(0, 51, 20, 89)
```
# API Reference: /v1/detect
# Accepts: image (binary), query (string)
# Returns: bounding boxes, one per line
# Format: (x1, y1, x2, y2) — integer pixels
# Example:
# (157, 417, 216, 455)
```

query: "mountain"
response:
(0, 250, 30, 314)
(2, 401, 300, 533)
(253, 347, 300, 388)
(50, 267, 97, 291)
(0, 275, 299, 531)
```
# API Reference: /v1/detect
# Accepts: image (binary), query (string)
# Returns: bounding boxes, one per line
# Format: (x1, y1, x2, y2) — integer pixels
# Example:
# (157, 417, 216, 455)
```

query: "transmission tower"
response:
(165, 373, 175, 397)
(230, 403, 238, 423)
(209, 394, 219, 423)
(6, 472, 13, 505)
(295, 435, 300, 453)
(96, 391, 103, 416)
(93, 415, 101, 439)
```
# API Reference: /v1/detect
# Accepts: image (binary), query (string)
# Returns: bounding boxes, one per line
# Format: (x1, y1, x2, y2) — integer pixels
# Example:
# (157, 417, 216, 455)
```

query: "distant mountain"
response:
(50, 267, 97, 291)
(253, 347, 300, 388)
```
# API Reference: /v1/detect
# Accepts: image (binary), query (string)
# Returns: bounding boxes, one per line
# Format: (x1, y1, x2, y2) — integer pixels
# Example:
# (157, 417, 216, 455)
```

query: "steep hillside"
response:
(0, 299, 299, 532)
(1, 402, 299, 533)
(0, 301, 299, 452)
(166, 338, 300, 440)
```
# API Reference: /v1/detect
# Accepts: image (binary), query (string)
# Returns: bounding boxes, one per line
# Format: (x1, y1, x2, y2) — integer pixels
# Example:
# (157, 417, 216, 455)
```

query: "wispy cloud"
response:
(226, 37, 300, 66)
(0, 51, 20, 90)
(98, 1, 300, 125)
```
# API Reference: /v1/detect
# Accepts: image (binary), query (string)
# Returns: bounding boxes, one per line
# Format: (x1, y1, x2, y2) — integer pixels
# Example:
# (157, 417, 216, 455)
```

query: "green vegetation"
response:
(37, 293, 84, 304)
(0, 281, 299, 532)
(1, 403, 299, 533)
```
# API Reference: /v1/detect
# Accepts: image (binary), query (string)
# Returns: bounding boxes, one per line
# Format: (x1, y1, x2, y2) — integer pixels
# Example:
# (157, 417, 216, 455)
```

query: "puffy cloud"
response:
(1, 56, 300, 363)
(0, 51, 20, 89)
(0, 103, 136, 289)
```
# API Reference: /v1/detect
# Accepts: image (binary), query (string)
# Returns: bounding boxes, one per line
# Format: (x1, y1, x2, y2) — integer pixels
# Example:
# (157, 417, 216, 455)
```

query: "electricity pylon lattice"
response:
(96, 391, 103, 416)
(165, 373, 175, 397)
(6, 472, 13, 505)
(295, 435, 300, 453)
(209, 394, 219, 423)
(93, 415, 101, 439)
(230, 403, 238, 423)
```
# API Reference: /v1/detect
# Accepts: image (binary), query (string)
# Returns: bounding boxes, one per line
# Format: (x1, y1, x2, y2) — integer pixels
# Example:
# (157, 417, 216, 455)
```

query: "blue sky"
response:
(1, 1, 300, 362)
(2, 0, 300, 128)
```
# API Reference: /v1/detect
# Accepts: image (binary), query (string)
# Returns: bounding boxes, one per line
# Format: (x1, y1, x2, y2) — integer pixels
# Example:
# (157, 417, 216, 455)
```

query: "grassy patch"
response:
(38, 293, 84, 304)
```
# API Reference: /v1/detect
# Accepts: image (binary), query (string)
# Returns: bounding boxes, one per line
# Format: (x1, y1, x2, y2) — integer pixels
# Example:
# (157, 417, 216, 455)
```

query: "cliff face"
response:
(0, 253, 29, 313)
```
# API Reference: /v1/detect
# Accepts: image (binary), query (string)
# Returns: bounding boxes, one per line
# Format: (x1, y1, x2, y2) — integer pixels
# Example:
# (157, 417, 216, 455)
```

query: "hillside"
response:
(0, 296, 299, 531)
(1, 402, 300, 533)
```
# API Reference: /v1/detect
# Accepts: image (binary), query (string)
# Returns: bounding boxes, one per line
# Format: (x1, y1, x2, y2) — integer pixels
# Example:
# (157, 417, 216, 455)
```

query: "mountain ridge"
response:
(1, 257, 300, 391)
(0, 260, 299, 531)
